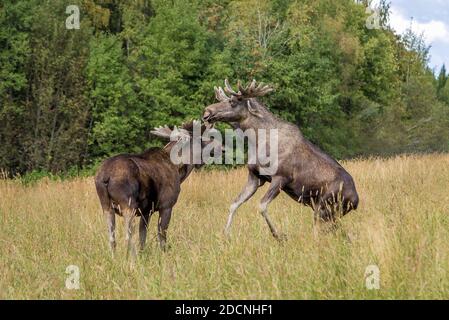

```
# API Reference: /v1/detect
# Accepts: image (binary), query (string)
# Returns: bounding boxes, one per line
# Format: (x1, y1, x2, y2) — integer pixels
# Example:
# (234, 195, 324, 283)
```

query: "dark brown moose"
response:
(95, 121, 219, 257)
(203, 79, 359, 239)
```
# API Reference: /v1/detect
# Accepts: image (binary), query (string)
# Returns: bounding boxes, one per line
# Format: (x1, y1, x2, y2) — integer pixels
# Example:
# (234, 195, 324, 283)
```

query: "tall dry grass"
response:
(0, 154, 449, 299)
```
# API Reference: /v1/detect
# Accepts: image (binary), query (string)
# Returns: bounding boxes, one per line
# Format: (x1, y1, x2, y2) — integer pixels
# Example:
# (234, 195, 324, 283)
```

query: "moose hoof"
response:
(223, 228, 232, 239)
(159, 243, 171, 252)
(274, 232, 288, 242)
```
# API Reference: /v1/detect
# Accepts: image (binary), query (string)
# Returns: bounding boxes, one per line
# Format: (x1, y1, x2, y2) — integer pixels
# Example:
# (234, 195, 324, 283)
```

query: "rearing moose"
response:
(202, 79, 359, 239)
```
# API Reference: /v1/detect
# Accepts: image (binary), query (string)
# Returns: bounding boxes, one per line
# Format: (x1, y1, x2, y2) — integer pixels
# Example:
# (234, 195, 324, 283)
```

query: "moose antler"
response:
(225, 79, 240, 96)
(214, 86, 230, 102)
(151, 125, 191, 142)
(214, 79, 273, 102)
(239, 79, 274, 97)
(150, 125, 173, 139)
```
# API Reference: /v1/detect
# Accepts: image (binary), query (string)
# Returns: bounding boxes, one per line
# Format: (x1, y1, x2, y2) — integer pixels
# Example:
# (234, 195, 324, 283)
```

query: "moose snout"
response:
(202, 109, 212, 121)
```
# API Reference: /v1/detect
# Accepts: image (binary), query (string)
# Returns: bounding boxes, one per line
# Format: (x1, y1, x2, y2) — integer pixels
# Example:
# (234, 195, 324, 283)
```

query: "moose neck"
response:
(163, 141, 195, 184)
(178, 164, 195, 183)
(238, 103, 280, 131)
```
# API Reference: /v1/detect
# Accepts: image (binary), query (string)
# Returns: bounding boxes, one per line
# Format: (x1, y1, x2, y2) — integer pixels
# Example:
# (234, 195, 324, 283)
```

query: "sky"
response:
(382, 0, 449, 72)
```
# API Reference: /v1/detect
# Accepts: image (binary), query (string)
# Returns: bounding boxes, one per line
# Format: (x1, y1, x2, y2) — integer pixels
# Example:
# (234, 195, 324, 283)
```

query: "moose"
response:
(202, 79, 359, 239)
(95, 120, 219, 257)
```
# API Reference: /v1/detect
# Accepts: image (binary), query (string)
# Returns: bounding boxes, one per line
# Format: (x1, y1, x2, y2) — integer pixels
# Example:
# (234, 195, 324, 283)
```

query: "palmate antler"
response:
(214, 86, 230, 102)
(214, 79, 274, 102)
(151, 124, 191, 142)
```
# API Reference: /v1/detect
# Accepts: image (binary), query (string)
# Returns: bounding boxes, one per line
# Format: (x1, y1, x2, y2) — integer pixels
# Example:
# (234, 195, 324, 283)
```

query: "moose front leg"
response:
(157, 207, 172, 251)
(225, 171, 263, 236)
(259, 176, 289, 240)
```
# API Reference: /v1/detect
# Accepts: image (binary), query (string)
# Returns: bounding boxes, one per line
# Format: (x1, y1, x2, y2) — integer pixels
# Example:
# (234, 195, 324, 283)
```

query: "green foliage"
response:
(441, 79, 449, 105)
(437, 65, 447, 88)
(87, 34, 147, 158)
(1, 0, 448, 177)
(17, 170, 59, 186)
(134, 0, 210, 125)
(0, 0, 34, 173)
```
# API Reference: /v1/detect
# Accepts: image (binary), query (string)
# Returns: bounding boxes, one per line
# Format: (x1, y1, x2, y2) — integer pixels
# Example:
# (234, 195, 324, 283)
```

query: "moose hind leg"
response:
(124, 207, 137, 260)
(95, 179, 116, 256)
(104, 209, 116, 256)
(259, 177, 287, 240)
(139, 212, 151, 251)
(314, 198, 341, 234)
(158, 207, 172, 251)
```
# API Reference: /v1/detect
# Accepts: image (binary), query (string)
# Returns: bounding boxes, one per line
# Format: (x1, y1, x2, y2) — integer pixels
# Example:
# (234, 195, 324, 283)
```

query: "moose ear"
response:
(151, 125, 191, 142)
(247, 100, 262, 117)
(174, 127, 192, 143)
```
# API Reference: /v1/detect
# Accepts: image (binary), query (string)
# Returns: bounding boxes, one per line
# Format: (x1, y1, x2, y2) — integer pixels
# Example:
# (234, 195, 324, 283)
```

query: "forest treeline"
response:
(1, 0, 449, 175)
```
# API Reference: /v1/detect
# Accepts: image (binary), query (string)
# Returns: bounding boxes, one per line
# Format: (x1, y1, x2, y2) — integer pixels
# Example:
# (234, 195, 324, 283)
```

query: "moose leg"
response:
(104, 209, 116, 256)
(225, 171, 262, 235)
(95, 179, 116, 256)
(124, 208, 137, 259)
(313, 204, 328, 237)
(157, 207, 172, 251)
(314, 198, 340, 234)
(259, 177, 288, 240)
(139, 212, 151, 251)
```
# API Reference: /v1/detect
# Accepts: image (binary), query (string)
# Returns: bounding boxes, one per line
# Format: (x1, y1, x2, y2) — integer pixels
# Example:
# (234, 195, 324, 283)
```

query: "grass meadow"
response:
(1, 154, 449, 299)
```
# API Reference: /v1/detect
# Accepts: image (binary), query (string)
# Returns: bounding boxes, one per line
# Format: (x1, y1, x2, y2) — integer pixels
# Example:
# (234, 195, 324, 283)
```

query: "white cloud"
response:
(389, 6, 449, 44)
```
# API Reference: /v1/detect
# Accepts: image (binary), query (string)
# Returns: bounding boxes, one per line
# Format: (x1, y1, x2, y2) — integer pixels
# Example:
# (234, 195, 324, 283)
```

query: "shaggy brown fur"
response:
(95, 121, 217, 256)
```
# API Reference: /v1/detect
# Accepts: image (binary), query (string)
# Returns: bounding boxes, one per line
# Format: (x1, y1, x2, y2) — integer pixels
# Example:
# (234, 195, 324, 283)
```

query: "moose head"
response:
(151, 120, 222, 167)
(202, 79, 274, 125)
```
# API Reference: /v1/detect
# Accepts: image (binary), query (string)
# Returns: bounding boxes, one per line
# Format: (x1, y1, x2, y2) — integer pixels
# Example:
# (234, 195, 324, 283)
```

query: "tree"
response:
(437, 64, 448, 97)
(86, 34, 146, 159)
(131, 0, 211, 127)
(0, 0, 34, 173)
(440, 79, 449, 106)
